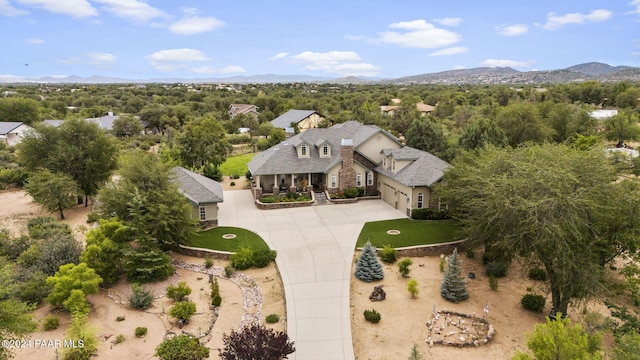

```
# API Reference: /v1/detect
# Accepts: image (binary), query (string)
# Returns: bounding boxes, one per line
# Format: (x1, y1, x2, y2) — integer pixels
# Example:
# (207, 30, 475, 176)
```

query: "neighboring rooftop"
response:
(270, 109, 318, 129)
(377, 146, 450, 187)
(0, 121, 25, 135)
(589, 109, 618, 120)
(170, 166, 224, 204)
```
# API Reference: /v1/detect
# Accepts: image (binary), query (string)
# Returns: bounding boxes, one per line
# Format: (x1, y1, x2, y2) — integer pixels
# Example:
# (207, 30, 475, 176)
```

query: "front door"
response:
(311, 173, 323, 192)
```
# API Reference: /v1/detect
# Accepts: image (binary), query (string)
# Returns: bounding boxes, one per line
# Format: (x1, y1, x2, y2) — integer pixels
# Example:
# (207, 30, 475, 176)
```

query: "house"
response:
(416, 103, 435, 116)
(0, 122, 33, 146)
(270, 110, 324, 134)
(380, 105, 400, 116)
(229, 104, 260, 120)
(170, 166, 224, 227)
(247, 121, 449, 216)
(589, 109, 618, 120)
(86, 111, 119, 131)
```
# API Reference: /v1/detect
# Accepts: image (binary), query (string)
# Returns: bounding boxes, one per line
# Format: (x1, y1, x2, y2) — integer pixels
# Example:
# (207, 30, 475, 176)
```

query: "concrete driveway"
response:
(218, 190, 405, 360)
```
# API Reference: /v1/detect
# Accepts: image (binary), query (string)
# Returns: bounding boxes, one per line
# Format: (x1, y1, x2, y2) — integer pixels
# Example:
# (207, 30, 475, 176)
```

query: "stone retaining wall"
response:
(357, 239, 467, 257)
(254, 191, 315, 210)
(178, 245, 232, 260)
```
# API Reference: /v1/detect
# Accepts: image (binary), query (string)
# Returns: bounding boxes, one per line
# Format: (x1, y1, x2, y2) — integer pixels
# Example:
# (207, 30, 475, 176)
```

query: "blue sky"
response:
(1, 0, 639, 80)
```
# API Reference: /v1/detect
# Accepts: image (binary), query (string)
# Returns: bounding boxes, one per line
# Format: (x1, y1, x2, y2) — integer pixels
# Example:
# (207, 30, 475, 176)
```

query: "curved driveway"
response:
(217, 190, 404, 360)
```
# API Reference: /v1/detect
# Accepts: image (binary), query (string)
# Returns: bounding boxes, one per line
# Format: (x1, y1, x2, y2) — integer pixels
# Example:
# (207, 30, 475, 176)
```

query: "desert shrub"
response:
(43, 315, 59, 331)
(166, 281, 192, 302)
(86, 212, 101, 224)
(489, 274, 499, 291)
(485, 261, 508, 278)
(521, 294, 546, 313)
(398, 258, 413, 277)
(212, 294, 222, 307)
(114, 334, 125, 344)
(528, 268, 548, 281)
(224, 265, 234, 277)
(230, 246, 255, 270)
(116, 316, 125, 322)
(129, 284, 154, 310)
(169, 301, 197, 322)
(408, 279, 419, 299)
(232, 174, 240, 179)
(204, 258, 214, 269)
(252, 249, 277, 268)
(465, 248, 475, 258)
(135, 327, 148, 337)
(265, 314, 280, 324)
(211, 278, 222, 307)
(230, 181, 236, 186)
(410, 208, 451, 220)
(363, 309, 381, 323)
(378, 244, 398, 263)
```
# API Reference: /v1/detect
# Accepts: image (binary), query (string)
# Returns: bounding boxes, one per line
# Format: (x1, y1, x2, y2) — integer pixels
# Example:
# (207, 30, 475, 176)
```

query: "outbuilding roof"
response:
(270, 109, 318, 129)
(376, 147, 449, 187)
(0, 122, 25, 135)
(170, 166, 224, 205)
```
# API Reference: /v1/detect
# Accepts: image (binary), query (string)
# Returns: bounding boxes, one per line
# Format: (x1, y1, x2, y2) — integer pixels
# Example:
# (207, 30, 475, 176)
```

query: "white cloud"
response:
(540, 9, 612, 30)
(428, 46, 468, 56)
(433, 17, 462, 27)
(169, 16, 224, 35)
(269, 52, 288, 61)
(376, 19, 461, 49)
(191, 65, 246, 74)
(0, 0, 28, 16)
(26, 38, 44, 44)
(496, 24, 528, 36)
(92, 0, 167, 23)
(629, 0, 640, 16)
(146, 48, 211, 72)
(86, 52, 116, 64)
(481, 59, 535, 68)
(290, 50, 380, 76)
(345, 34, 366, 41)
(16, 0, 97, 18)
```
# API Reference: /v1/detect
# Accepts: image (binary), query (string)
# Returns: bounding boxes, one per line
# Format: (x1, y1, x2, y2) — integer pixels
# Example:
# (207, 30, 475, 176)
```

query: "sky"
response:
(1, 0, 640, 81)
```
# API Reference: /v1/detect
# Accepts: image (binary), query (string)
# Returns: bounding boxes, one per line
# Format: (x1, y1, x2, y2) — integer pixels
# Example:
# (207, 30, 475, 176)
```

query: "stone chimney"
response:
(339, 138, 356, 191)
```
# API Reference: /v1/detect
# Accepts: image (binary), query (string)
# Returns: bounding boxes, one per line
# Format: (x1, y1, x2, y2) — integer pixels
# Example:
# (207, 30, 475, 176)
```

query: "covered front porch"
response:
(253, 173, 327, 196)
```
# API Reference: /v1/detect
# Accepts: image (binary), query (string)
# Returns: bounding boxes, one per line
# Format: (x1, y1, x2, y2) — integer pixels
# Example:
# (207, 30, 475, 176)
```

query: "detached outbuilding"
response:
(0, 122, 32, 146)
(171, 166, 224, 228)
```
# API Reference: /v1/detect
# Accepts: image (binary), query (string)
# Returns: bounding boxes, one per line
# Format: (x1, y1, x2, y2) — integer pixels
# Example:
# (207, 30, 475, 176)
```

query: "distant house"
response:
(380, 103, 435, 116)
(86, 111, 119, 131)
(170, 166, 224, 227)
(229, 104, 260, 120)
(589, 109, 618, 120)
(0, 122, 32, 146)
(380, 105, 400, 116)
(43, 119, 64, 127)
(270, 110, 324, 134)
(248, 121, 449, 216)
(416, 103, 435, 116)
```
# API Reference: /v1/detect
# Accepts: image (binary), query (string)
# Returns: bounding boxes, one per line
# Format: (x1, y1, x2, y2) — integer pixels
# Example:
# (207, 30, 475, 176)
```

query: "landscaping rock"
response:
(369, 285, 386, 302)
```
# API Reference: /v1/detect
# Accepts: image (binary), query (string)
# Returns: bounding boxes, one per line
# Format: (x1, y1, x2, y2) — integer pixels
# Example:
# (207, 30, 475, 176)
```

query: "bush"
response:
(134, 327, 147, 337)
(169, 301, 196, 322)
(212, 294, 222, 307)
(465, 248, 475, 258)
(489, 274, 499, 291)
(485, 261, 508, 278)
(256, 138, 271, 151)
(123, 248, 174, 284)
(86, 212, 101, 224)
(245, 170, 252, 180)
(265, 314, 280, 324)
(224, 265, 234, 277)
(204, 258, 214, 269)
(202, 164, 223, 181)
(230, 246, 254, 270)
(43, 315, 59, 331)
(378, 244, 398, 263)
(398, 258, 413, 277)
(116, 316, 125, 322)
(528, 268, 547, 281)
(252, 249, 277, 268)
(482, 246, 511, 265)
(343, 187, 360, 198)
(230, 181, 236, 186)
(166, 281, 192, 302)
(363, 309, 381, 323)
(411, 208, 451, 220)
(521, 294, 546, 313)
(129, 284, 154, 310)
(113, 334, 125, 344)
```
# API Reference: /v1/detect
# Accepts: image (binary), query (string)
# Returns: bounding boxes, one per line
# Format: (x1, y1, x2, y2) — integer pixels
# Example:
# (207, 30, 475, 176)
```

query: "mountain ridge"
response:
(1, 62, 638, 85)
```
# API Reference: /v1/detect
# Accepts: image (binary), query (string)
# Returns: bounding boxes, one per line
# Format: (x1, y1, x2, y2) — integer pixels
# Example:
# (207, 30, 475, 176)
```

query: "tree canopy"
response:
(436, 144, 640, 316)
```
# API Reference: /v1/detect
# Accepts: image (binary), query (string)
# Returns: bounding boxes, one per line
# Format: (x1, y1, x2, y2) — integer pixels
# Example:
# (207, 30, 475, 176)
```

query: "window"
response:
(356, 173, 362, 187)
(301, 144, 307, 156)
(391, 160, 396, 172)
(199, 205, 206, 221)
(367, 172, 373, 186)
(322, 144, 329, 156)
(439, 201, 448, 211)
(417, 193, 423, 209)
(330, 174, 337, 188)
(383, 157, 387, 167)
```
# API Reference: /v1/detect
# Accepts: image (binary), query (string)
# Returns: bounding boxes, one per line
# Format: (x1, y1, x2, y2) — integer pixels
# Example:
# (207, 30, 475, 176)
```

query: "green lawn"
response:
(219, 153, 255, 177)
(356, 219, 463, 248)
(187, 226, 269, 252)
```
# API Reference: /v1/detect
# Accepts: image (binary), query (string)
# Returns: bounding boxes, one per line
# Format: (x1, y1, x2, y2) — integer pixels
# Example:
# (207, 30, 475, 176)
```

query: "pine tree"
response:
(440, 248, 469, 302)
(408, 344, 424, 360)
(355, 241, 384, 282)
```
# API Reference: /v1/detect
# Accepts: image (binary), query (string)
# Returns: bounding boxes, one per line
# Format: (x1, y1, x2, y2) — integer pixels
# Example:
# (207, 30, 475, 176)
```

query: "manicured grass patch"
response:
(356, 219, 463, 248)
(219, 153, 255, 177)
(187, 226, 269, 252)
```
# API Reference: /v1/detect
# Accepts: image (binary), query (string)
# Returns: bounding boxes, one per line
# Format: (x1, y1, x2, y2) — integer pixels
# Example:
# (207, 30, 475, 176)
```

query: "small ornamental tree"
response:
(440, 248, 469, 302)
(169, 301, 196, 324)
(408, 279, 419, 299)
(355, 241, 384, 282)
(398, 258, 413, 278)
(46, 262, 103, 309)
(219, 324, 295, 360)
(166, 281, 192, 302)
(155, 335, 209, 360)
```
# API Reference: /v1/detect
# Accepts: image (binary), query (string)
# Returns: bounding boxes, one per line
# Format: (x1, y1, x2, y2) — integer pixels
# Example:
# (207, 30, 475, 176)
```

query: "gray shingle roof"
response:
(43, 120, 64, 127)
(248, 121, 391, 175)
(0, 122, 24, 135)
(170, 166, 224, 204)
(376, 146, 450, 187)
(270, 110, 318, 129)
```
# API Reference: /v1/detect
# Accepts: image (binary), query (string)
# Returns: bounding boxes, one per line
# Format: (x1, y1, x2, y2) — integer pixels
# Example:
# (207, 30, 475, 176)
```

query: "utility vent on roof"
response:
(341, 138, 354, 146)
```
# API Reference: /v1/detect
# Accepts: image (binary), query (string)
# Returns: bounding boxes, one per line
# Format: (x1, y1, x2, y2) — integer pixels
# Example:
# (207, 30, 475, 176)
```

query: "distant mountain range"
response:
(1, 62, 639, 85)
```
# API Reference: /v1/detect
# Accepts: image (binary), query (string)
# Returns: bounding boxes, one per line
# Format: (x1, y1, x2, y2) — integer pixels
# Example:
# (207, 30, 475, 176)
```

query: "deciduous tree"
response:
(219, 324, 295, 360)
(24, 170, 79, 219)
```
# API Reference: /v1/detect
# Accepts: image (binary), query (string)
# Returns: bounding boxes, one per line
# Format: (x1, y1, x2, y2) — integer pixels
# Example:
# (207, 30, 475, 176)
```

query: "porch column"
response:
(273, 174, 279, 195)
(290, 173, 296, 193)
(307, 172, 313, 193)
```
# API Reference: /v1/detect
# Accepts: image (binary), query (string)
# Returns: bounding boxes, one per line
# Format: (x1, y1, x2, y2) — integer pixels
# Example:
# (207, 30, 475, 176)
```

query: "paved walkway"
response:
(217, 191, 404, 360)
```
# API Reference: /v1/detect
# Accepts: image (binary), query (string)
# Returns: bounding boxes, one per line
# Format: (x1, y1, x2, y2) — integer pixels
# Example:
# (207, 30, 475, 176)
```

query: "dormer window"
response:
(392, 159, 396, 172)
(323, 144, 329, 156)
(301, 144, 307, 156)
(383, 156, 387, 168)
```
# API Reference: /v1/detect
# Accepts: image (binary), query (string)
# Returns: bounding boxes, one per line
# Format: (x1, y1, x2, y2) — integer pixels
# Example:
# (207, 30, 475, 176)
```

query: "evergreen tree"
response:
(440, 248, 468, 302)
(408, 344, 424, 360)
(355, 241, 384, 282)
